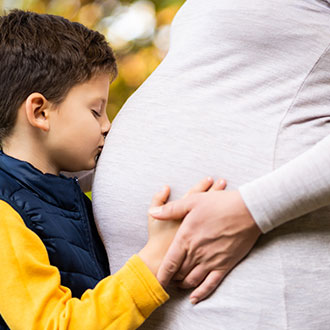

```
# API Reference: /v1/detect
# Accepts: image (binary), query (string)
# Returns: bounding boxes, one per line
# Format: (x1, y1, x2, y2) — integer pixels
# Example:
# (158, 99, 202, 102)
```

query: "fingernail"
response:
(207, 176, 213, 181)
(149, 206, 163, 215)
(219, 179, 225, 185)
(190, 297, 198, 305)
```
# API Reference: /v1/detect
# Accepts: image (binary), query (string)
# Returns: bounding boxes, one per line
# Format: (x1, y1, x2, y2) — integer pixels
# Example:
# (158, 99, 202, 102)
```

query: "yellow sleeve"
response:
(0, 201, 169, 330)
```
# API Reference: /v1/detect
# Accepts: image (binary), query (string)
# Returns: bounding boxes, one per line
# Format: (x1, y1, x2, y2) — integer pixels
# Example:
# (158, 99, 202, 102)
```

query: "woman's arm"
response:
(239, 134, 330, 233)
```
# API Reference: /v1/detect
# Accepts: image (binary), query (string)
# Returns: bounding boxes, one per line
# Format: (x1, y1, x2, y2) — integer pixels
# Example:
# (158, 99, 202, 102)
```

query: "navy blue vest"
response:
(0, 151, 110, 329)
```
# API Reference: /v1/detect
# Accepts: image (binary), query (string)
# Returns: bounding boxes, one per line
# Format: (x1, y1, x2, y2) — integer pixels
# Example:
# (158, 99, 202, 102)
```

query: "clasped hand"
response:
(149, 183, 261, 304)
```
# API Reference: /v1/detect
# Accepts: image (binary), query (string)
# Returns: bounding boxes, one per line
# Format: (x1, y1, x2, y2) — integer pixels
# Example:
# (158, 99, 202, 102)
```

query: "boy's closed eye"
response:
(91, 109, 101, 118)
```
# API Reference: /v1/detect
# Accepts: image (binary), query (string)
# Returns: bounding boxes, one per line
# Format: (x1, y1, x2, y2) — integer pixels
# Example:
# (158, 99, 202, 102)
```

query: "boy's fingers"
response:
(149, 198, 191, 220)
(209, 178, 226, 191)
(150, 185, 170, 207)
(182, 177, 213, 199)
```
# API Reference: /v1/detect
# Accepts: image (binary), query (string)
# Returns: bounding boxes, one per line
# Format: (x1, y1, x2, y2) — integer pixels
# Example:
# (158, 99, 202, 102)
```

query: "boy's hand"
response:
(138, 177, 226, 278)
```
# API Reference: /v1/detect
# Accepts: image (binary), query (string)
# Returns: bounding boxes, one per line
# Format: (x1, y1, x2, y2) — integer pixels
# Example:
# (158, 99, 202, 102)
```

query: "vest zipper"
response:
(73, 178, 104, 278)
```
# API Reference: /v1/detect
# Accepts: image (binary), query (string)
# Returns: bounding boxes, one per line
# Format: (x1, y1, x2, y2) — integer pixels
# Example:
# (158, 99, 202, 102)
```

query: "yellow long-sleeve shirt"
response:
(0, 200, 169, 330)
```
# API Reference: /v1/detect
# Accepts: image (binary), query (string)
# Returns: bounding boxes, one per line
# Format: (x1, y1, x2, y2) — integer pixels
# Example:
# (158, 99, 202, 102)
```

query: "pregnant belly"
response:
(92, 111, 283, 329)
(93, 89, 278, 269)
(92, 90, 330, 330)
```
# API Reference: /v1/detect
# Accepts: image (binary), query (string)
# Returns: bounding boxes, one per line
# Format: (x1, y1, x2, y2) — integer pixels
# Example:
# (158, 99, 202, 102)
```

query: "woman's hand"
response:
(149, 189, 261, 303)
(138, 177, 226, 277)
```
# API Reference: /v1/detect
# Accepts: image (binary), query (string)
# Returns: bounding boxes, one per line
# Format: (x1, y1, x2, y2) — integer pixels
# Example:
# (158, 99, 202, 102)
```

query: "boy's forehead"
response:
(71, 74, 110, 97)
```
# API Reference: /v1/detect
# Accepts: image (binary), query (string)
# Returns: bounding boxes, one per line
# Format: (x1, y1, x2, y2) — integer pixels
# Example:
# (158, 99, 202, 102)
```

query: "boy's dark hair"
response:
(0, 9, 117, 142)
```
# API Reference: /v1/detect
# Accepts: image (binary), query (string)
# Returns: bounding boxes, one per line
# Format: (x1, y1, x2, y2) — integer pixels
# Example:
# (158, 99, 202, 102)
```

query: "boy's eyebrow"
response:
(91, 98, 106, 108)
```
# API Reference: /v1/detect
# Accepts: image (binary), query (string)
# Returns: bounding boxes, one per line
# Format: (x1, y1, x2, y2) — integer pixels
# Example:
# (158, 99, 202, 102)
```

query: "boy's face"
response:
(47, 73, 111, 173)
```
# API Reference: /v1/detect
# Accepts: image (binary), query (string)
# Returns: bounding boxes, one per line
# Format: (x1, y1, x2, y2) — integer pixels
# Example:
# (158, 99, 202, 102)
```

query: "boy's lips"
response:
(96, 146, 103, 157)
(95, 147, 103, 162)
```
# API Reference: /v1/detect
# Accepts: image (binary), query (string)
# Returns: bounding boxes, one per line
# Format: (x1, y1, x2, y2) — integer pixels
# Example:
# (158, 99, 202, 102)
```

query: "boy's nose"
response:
(102, 116, 111, 137)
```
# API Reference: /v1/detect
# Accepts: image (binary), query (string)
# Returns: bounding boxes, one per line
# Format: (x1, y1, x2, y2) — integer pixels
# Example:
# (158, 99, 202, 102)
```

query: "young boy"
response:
(0, 9, 224, 330)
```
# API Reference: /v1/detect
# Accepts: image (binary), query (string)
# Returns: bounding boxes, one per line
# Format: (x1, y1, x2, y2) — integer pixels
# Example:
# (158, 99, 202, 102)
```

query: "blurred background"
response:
(0, 0, 184, 120)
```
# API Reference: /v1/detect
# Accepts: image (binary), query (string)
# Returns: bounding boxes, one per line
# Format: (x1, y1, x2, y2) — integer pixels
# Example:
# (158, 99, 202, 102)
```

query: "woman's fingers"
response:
(150, 185, 170, 207)
(189, 270, 225, 304)
(209, 178, 226, 191)
(182, 177, 213, 198)
(174, 263, 208, 287)
(152, 178, 226, 208)
(183, 177, 226, 199)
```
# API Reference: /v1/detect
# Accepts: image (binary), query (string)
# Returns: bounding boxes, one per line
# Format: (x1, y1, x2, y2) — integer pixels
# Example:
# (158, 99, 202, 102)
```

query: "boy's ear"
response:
(25, 93, 52, 132)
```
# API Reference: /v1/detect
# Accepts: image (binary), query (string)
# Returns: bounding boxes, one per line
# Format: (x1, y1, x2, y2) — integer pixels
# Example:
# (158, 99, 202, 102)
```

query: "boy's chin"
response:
(94, 153, 101, 164)
(61, 162, 96, 174)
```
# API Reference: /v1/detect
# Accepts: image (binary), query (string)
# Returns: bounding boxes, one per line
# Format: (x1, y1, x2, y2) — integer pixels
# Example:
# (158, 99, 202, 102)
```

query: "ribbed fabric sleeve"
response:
(239, 135, 330, 233)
